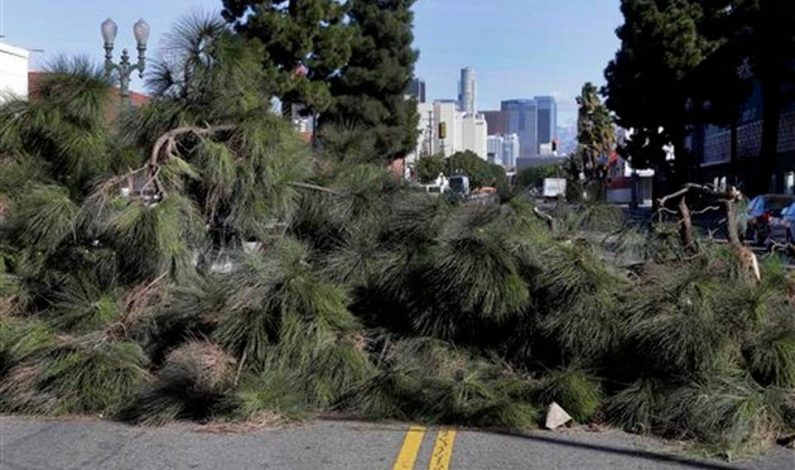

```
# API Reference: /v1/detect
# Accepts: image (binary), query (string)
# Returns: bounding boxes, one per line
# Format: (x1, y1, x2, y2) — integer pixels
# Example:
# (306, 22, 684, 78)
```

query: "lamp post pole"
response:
(101, 18, 150, 109)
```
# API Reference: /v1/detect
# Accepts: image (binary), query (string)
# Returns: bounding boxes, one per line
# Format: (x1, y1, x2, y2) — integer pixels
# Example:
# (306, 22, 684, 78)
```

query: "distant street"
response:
(1, 416, 792, 470)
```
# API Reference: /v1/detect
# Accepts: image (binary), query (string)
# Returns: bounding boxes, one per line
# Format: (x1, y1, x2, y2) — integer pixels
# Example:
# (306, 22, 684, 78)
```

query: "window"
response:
(786, 172, 795, 195)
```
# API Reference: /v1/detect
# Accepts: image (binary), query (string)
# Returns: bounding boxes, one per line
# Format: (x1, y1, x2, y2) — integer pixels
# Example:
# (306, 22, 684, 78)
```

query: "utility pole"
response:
(426, 109, 434, 156)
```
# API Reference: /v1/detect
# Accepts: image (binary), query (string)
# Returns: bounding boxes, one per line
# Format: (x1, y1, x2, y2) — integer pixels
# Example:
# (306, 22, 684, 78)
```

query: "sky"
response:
(1, 0, 623, 125)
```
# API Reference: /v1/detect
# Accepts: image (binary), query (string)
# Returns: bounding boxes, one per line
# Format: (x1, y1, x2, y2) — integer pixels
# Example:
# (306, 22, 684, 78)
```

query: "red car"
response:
(744, 194, 795, 245)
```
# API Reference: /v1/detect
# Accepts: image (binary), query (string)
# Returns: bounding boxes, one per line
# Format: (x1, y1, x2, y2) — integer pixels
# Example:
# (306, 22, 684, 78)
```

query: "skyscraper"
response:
(458, 67, 476, 115)
(501, 99, 538, 159)
(499, 96, 558, 159)
(482, 110, 509, 135)
(407, 78, 426, 103)
(535, 96, 558, 151)
(487, 134, 520, 167)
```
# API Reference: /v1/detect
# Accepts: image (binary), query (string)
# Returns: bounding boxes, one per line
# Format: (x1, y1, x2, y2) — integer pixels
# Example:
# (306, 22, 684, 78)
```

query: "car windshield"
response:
(762, 196, 795, 214)
(762, 196, 795, 209)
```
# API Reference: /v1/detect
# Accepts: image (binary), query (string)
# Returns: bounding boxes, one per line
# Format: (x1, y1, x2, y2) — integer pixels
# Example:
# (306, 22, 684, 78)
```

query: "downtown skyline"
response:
(1, 0, 622, 125)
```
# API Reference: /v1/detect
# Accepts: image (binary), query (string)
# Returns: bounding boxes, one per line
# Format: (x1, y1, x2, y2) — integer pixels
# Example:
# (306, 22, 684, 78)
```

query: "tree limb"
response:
(533, 207, 557, 231)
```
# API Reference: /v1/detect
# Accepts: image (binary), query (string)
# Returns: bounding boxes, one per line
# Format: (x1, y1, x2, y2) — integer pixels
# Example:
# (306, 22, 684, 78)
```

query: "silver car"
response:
(765, 201, 795, 247)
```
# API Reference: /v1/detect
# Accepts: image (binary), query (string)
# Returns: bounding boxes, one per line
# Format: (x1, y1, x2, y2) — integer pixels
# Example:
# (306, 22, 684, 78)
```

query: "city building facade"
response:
(500, 97, 558, 159)
(482, 111, 509, 135)
(411, 100, 489, 163)
(458, 67, 476, 114)
(685, 77, 795, 194)
(487, 134, 520, 168)
(535, 96, 558, 152)
(501, 99, 538, 159)
(407, 78, 426, 103)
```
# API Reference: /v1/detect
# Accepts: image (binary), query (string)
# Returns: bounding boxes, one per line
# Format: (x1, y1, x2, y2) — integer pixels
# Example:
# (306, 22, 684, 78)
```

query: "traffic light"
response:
(438, 122, 447, 140)
(551, 139, 558, 153)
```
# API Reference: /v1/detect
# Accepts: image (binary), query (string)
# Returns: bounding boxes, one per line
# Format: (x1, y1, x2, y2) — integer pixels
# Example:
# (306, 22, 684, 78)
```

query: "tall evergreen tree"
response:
(321, 0, 419, 163)
(603, 0, 727, 185)
(221, 0, 353, 116)
(729, 0, 795, 194)
(577, 82, 615, 181)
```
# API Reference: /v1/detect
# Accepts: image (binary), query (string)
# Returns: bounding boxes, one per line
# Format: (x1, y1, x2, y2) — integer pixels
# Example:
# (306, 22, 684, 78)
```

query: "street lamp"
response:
(101, 18, 150, 108)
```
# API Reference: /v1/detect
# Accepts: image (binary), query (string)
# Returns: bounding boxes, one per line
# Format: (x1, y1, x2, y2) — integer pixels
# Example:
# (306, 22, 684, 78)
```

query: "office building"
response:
(410, 100, 489, 164)
(407, 78, 426, 103)
(487, 135, 502, 165)
(501, 99, 538, 159)
(0, 43, 30, 102)
(535, 96, 558, 152)
(500, 96, 558, 159)
(458, 67, 476, 115)
(483, 110, 509, 135)
(502, 134, 520, 167)
(487, 134, 521, 168)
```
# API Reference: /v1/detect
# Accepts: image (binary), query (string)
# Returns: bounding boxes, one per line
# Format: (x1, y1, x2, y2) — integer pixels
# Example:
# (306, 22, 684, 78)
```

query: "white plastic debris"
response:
(545, 402, 573, 430)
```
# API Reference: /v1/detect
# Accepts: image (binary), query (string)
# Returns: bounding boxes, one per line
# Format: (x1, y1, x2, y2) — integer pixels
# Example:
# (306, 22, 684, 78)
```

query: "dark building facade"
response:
(688, 81, 795, 194)
(482, 110, 509, 135)
(534, 96, 558, 152)
(407, 78, 426, 103)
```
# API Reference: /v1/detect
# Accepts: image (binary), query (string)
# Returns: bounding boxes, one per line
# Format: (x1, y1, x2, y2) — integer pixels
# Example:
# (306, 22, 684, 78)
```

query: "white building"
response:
(0, 43, 30, 102)
(410, 100, 488, 164)
(487, 135, 502, 165)
(503, 134, 520, 167)
(487, 134, 521, 168)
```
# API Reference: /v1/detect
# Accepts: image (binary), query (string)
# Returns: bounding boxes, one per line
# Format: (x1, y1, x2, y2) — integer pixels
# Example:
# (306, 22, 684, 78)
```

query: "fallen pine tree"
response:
(0, 17, 793, 459)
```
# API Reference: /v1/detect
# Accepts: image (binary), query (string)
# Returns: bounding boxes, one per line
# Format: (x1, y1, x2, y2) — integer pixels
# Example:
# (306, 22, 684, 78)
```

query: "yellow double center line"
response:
(392, 426, 457, 470)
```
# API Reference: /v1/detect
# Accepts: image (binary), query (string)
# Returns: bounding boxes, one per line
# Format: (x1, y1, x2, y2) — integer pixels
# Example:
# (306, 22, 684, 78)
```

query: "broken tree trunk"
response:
(678, 196, 696, 254)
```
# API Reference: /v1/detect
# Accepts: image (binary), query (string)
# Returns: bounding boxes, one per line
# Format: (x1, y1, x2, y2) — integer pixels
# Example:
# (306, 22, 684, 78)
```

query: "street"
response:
(0, 416, 792, 470)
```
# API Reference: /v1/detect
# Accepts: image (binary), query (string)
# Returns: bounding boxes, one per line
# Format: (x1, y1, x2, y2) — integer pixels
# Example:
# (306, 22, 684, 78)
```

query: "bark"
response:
(533, 207, 557, 231)
(678, 196, 696, 253)
(726, 199, 741, 246)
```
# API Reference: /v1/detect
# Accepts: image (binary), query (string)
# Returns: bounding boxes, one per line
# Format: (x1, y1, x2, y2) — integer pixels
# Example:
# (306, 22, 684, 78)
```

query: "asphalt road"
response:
(1, 416, 793, 470)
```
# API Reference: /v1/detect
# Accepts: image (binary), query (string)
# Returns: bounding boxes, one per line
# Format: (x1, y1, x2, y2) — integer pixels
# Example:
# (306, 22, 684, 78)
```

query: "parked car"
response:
(744, 194, 795, 245)
(766, 201, 795, 247)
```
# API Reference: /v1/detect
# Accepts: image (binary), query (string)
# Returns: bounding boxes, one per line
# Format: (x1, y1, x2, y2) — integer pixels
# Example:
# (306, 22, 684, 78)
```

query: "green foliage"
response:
(0, 317, 56, 376)
(446, 150, 508, 190)
(673, 374, 778, 455)
(341, 338, 539, 428)
(222, 0, 353, 116)
(537, 240, 627, 359)
(49, 277, 121, 333)
(539, 365, 603, 423)
(606, 378, 667, 433)
(1, 335, 148, 415)
(604, 0, 723, 171)
(228, 370, 310, 420)
(2, 8, 795, 459)
(416, 153, 445, 184)
(0, 57, 114, 194)
(110, 194, 203, 283)
(577, 82, 615, 180)
(744, 310, 795, 388)
(515, 164, 559, 192)
(321, 0, 419, 163)
(122, 340, 234, 424)
(6, 184, 79, 254)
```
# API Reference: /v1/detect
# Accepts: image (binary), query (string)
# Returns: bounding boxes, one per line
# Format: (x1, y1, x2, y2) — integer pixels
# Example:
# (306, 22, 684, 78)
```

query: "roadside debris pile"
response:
(1, 24, 793, 459)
